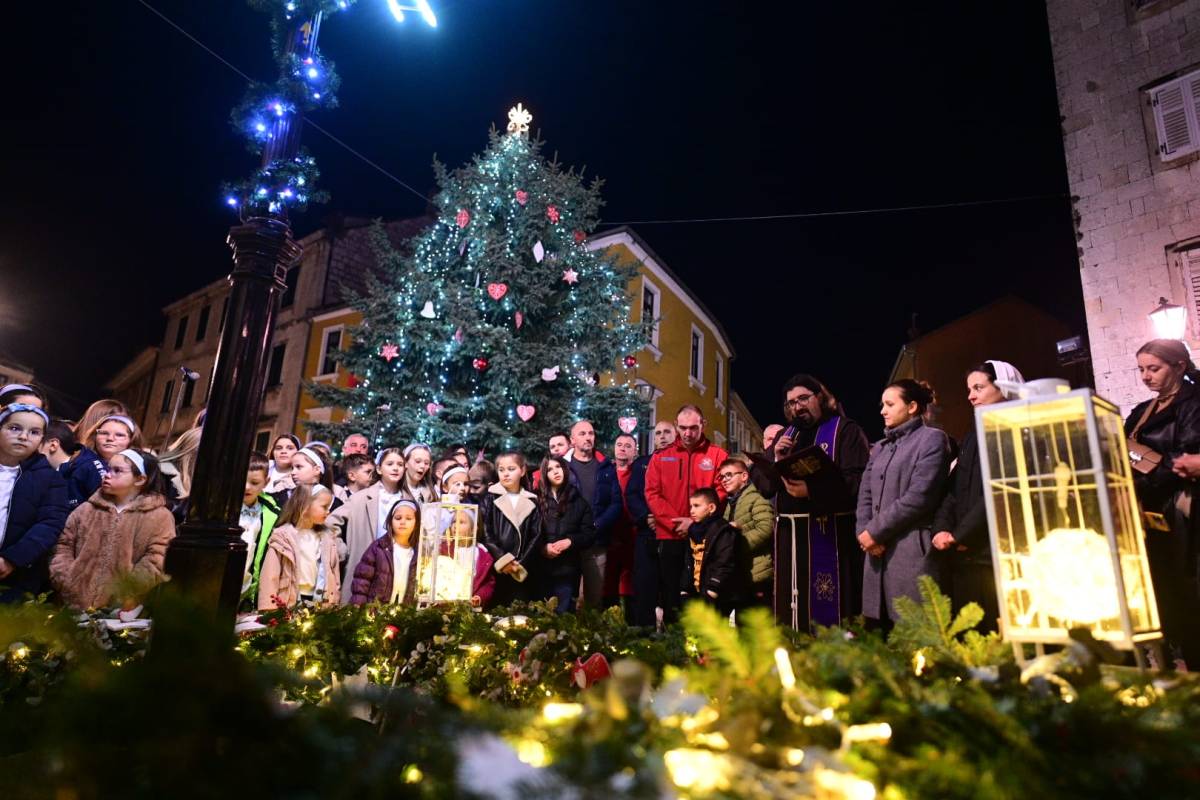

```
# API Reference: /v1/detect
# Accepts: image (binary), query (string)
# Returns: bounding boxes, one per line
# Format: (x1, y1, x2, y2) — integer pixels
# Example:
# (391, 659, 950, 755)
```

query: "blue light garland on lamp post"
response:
(165, 0, 436, 625)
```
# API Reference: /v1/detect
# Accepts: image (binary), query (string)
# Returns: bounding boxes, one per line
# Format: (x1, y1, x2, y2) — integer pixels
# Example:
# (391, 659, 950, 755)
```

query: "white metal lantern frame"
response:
(975, 385, 1161, 664)
(416, 501, 479, 607)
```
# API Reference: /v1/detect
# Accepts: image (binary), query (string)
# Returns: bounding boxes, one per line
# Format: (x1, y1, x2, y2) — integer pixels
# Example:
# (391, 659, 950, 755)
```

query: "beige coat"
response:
(328, 483, 387, 604)
(256, 523, 341, 611)
(49, 491, 176, 609)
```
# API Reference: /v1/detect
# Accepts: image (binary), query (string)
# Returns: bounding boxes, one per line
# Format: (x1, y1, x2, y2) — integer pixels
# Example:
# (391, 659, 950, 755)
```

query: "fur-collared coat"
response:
(256, 523, 341, 611)
(49, 491, 176, 609)
(478, 484, 544, 605)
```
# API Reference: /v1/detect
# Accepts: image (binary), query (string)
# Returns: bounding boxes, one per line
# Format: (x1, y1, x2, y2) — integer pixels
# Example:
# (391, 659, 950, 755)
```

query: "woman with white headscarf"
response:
(930, 360, 1024, 633)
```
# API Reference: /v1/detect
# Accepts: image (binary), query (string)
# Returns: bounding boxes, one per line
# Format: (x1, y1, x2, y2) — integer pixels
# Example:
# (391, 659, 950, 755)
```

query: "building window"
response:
(281, 265, 301, 308)
(182, 374, 197, 407)
(318, 326, 343, 377)
(195, 305, 211, 342)
(1172, 240, 1200, 336)
(714, 356, 725, 403)
(1150, 68, 1200, 161)
(266, 342, 286, 387)
(160, 379, 174, 414)
(689, 325, 704, 383)
(254, 429, 273, 453)
(641, 279, 660, 349)
(174, 315, 188, 350)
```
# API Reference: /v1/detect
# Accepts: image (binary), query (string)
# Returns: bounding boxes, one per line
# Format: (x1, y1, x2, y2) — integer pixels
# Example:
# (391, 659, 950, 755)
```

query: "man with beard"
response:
(768, 374, 869, 631)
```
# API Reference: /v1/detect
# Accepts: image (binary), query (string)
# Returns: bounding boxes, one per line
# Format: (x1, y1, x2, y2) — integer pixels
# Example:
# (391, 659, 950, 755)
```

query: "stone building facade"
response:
(1047, 0, 1200, 410)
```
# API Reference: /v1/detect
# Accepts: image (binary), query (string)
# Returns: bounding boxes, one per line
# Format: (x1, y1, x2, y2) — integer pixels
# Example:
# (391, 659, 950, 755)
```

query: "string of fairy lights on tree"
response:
(307, 105, 651, 452)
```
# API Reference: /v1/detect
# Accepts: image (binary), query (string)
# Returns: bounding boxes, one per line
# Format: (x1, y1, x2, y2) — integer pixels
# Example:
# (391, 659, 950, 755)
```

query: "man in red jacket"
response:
(644, 405, 729, 625)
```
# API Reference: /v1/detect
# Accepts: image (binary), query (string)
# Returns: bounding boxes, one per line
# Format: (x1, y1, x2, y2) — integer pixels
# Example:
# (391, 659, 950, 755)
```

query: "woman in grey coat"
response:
(856, 379, 951, 627)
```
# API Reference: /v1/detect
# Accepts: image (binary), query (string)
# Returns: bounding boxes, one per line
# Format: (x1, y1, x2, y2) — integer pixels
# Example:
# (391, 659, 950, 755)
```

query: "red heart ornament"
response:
(618, 417, 638, 434)
(426, 402, 442, 416)
(515, 189, 528, 206)
(487, 283, 508, 300)
(455, 209, 470, 228)
(516, 404, 536, 422)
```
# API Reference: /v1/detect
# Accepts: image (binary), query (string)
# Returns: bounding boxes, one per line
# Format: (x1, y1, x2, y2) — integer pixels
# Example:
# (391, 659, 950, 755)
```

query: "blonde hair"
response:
(83, 413, 143, 452)
(159, 426, 203, 498)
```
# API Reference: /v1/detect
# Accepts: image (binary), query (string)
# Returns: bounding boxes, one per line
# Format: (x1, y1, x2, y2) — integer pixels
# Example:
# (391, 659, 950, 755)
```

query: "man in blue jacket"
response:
(564, 419, 621, 609)
(0, 405, 70, 602)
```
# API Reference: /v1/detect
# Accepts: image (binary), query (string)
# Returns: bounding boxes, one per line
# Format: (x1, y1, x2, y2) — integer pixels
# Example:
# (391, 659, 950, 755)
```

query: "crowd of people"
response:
(1, 342, 1198, 668)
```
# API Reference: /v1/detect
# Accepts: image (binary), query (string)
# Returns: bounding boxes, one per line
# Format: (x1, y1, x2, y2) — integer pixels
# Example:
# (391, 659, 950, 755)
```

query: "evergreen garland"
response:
(3, 581, 1199, 798)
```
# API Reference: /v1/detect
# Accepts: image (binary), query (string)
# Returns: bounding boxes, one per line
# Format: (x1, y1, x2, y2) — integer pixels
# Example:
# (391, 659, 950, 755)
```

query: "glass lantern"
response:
(975, 381, 1161, 661)
(416, 502, 479, 606)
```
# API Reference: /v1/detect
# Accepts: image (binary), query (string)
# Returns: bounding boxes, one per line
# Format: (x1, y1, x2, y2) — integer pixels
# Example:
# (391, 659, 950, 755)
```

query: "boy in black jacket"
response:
(680, 487, 740, 613)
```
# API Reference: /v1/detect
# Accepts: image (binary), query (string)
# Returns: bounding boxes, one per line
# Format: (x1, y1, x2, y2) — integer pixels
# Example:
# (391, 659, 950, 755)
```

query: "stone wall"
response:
(1047, 0, 1200, 409)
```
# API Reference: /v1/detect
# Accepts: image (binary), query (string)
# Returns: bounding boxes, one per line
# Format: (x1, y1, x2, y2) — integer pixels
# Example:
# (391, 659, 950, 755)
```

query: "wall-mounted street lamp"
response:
(1149, 296, 1188, 340)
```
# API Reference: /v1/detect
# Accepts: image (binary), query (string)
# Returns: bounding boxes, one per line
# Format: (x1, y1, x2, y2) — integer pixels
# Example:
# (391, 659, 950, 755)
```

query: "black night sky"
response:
(4, 1, 1083, 436)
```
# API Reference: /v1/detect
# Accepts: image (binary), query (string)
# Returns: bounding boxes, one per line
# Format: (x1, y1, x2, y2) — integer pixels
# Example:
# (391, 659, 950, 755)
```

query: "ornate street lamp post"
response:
(164, 1, 435, 625)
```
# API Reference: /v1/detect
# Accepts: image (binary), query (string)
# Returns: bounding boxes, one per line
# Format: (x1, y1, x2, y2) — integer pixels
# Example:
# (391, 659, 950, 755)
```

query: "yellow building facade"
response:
(295, 225, 734, 452)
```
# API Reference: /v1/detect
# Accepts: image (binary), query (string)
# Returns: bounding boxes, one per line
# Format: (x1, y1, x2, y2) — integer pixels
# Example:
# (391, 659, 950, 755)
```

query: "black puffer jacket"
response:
(1124, 380, 1200, 514)
(539, 487, 595, 577)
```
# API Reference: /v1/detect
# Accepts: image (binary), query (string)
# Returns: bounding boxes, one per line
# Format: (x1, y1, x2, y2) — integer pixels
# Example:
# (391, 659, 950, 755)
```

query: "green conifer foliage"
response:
(309, 116, 650, 453)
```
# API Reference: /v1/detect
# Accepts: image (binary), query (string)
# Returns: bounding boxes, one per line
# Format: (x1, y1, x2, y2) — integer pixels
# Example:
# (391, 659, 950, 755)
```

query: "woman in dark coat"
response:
(537, 455, 595, 614)
(1125, 339, 1200, 669)
(931, 360, 1024, 633)
(0, 404, 70, 602)
(856, 379, 951, 628)
(478, 452, 544, 608)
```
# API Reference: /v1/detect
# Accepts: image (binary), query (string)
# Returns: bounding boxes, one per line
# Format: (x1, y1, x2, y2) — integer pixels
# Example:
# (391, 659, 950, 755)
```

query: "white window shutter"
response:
(1152, 73, 1199, 160)
(1184, 248, 1200, 337)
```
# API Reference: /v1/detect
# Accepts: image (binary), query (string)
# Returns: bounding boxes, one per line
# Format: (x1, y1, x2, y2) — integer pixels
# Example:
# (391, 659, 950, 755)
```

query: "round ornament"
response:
(473, 357, 490, 371)
(623, 355, 638, 368)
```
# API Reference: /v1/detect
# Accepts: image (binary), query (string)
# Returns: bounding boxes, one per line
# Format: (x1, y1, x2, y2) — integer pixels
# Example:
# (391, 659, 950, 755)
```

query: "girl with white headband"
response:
(0, 404, 68, 603)
(328, 446, 406, 604)
(256, 483, 340, 610)
(50, 447, 175, 610)
(0, 383, 46, 410)
(439, 465, 470, 502)
(268, 445, 339, 511)
(63, 413, 143, 512)
(400, 443, 436, 504)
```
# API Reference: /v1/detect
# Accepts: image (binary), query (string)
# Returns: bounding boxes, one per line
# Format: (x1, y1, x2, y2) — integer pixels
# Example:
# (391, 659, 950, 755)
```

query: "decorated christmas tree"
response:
(308, 105, 649, 453)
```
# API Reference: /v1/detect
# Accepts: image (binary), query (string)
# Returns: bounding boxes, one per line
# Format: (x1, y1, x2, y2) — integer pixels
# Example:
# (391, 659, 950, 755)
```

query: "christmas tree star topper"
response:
(507, 103, 532, 136)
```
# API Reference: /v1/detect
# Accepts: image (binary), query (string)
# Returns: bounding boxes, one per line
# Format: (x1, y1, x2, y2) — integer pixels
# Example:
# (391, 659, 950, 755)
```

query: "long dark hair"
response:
(383, 499, 423, 548)
(537, 455, 577, 513)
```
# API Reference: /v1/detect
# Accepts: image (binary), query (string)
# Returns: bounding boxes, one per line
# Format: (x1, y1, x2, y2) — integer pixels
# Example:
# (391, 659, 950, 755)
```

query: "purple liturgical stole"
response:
(807, 415, 842, 628)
